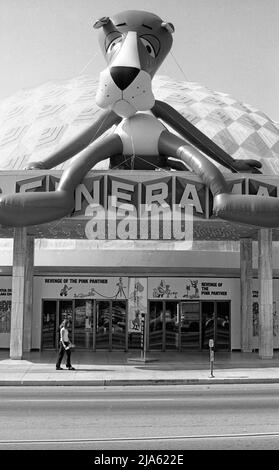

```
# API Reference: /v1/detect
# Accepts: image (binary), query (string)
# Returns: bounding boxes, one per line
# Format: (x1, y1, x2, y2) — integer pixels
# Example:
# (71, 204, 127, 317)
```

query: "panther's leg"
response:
(159, 130, 279, 228)
(0, 133, 123, 227)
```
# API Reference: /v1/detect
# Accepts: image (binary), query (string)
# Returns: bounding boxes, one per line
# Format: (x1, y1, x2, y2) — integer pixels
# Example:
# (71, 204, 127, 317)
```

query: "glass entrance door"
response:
(74, 300, 93, 349)
(94, 300, 128, 350)
(201, 301, 230, 350)
(42, 300, 73, 350)
(111, 301, 127, 350)
(180, 302, 200, 350)
(148, 301, 179, 351)
(165, 302, 179, 350)
(42, 300, 57, 349)
(95, 300, 110, 349)
(201, 302, 215, 349)
(216, 301, 230, 351)
(149, 301, 163, 350)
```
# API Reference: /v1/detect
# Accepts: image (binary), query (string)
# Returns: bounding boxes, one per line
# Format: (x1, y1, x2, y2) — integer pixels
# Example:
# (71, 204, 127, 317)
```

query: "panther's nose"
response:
(110, 66, 140, 90)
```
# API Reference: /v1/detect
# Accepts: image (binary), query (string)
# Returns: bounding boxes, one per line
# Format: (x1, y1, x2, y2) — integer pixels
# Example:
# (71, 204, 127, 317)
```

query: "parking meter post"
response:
(210, 350, 214, 377)
(209, 339, 214, 377)
(141, 313, 146, 362)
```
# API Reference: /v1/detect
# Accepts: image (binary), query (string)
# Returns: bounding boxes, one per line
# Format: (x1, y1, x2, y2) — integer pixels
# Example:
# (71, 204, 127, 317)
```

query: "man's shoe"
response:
(56, 367, 63, 370)
(67, 366, 75, 370)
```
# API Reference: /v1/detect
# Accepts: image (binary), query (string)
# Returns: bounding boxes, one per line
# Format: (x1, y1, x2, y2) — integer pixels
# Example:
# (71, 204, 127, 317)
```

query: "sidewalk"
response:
(0, 350, 279, 386)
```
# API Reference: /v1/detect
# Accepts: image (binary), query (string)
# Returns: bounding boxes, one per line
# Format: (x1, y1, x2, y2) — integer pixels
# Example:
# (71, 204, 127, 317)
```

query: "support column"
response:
(10, 228, 34, 359)
(23, 236, 34, 352)
(240, 238, 253, 352)
(258, 229, 273, 359)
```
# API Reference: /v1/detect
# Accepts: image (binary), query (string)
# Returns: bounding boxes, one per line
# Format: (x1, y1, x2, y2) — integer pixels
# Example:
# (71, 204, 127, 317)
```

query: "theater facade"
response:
(0, 169, 278, 359)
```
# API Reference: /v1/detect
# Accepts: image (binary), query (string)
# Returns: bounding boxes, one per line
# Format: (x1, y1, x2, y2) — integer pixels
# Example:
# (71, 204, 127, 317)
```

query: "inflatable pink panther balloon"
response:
(1, 10, 278, 228)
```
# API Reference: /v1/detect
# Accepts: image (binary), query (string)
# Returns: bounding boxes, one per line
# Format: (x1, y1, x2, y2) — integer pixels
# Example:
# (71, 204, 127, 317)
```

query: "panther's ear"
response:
(161, 22, 175, 34)
(93, 16, 111, 29)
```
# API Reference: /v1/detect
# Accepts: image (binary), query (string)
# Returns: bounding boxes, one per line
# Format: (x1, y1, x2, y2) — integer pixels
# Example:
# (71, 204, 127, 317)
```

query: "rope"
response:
(109, 154, 134, 170)
(77, 51, 99, 76)
(87, 112, 114, 146)
(127, 114, 136, 170)
(170, 50, 190, 82)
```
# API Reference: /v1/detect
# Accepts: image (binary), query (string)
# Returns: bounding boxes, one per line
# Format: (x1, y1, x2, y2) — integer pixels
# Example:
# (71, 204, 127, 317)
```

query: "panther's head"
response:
(94, 10, 174, 118)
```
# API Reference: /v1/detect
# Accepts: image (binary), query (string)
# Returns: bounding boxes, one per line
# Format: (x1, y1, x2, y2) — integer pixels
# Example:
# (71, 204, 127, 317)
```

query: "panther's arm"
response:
(26, 109, 122, 170)
(151, 100, 262, 173)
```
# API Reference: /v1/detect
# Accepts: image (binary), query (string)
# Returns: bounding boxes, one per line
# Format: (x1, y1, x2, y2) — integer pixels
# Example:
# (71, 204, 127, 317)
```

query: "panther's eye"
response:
(107, 36, 123, 54)
(140, 37, 156, 57)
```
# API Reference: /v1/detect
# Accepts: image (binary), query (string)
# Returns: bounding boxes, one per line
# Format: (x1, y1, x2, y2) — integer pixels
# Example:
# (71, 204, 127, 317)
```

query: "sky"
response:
(1, 0, 279, 120)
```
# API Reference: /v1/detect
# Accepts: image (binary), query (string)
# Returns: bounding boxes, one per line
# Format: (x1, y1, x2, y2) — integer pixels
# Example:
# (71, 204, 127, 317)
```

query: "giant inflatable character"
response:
(0, 10, 278, 228)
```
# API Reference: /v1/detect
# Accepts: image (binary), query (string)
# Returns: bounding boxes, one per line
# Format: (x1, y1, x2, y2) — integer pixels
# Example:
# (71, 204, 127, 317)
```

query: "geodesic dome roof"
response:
(0, 74, 279, 174)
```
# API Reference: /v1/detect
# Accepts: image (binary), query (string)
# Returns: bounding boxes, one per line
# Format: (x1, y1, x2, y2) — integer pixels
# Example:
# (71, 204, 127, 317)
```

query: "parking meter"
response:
(141, 313, 146, 361)
(209, 339, 214, 377)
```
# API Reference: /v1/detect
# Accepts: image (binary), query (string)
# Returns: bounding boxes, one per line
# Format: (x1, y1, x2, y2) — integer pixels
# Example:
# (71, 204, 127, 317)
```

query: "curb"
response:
(1, 378, 279, 386)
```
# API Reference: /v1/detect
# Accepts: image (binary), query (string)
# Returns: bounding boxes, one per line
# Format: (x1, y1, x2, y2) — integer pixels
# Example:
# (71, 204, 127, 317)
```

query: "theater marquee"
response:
(1, 170, 279, 240)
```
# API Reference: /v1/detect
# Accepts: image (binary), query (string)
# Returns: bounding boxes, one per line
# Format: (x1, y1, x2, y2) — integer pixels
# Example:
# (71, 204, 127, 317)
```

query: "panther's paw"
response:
(24, 161, 47, 170)
(233, 159, 262, 173)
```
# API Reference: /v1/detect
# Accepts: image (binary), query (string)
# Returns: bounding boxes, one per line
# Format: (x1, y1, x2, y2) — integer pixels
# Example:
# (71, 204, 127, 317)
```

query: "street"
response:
(0, 384, 279, 450)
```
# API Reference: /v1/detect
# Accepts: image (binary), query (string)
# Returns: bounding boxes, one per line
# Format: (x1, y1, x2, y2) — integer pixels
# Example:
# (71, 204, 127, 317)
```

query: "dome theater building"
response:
(0, 75, 278, 359)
